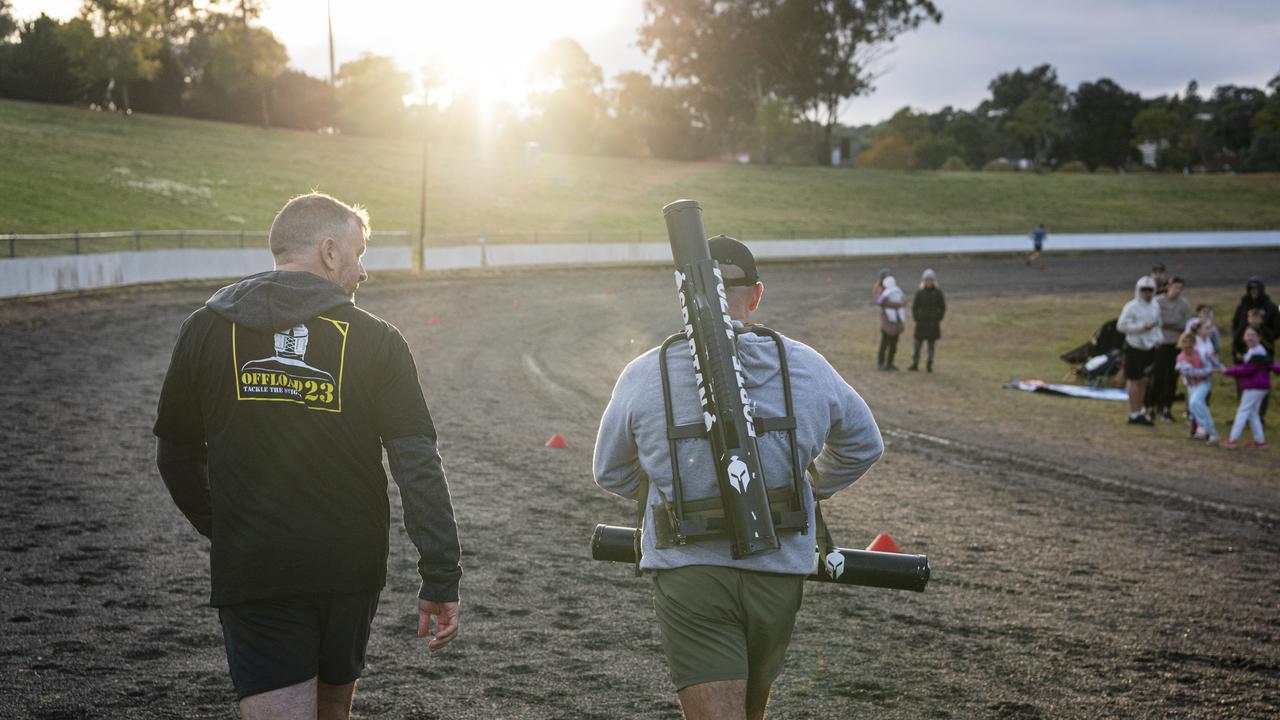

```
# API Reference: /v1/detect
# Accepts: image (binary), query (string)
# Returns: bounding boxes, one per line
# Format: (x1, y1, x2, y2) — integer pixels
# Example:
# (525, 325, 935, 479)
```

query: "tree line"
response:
(1, 0, 1277, 172)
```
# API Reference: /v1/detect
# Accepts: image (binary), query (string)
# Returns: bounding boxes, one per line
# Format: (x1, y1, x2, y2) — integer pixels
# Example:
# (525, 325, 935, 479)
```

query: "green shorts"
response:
(652, 565, 805, 691)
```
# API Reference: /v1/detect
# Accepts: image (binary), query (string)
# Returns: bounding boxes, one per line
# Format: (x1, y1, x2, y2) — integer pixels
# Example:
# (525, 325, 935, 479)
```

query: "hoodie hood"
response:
(206, 270, 354, 332)
(734, 328, 785, 390)
(1242, 276, 1271, 307)
(1134, 275, 1157, 301)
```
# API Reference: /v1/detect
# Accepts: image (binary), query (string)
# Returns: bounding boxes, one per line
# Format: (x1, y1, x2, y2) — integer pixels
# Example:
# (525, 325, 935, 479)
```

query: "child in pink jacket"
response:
(1221, 328, 1280, 449)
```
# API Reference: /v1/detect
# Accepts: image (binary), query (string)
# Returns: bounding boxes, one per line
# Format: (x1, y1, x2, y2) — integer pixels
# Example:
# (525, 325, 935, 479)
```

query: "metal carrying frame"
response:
(655, 323, 809, 545)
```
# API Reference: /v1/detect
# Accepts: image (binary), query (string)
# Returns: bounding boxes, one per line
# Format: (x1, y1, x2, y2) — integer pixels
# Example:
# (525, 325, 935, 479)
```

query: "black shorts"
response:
(1123, 344, 1156, 380)
(218, 592, 380, 700)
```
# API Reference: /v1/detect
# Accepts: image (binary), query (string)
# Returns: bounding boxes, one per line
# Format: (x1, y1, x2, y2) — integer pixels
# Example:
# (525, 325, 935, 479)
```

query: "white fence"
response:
(2, 230, 1277, 299)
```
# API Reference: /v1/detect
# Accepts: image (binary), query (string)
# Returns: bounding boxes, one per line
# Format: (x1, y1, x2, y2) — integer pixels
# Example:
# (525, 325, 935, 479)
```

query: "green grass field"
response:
(3, 98, 1280, 249)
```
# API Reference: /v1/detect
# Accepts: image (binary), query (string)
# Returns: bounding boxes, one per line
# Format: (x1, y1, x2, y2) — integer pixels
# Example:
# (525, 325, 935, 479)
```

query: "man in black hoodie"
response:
(154, 193, 461, 719)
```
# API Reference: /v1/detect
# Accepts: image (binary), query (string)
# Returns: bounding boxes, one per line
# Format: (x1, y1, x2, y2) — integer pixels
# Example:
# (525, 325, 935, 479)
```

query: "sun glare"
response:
(312, 0, 622, 108)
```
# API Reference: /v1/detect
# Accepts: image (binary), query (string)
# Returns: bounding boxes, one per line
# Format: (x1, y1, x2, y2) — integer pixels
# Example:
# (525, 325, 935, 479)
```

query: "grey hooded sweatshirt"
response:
(593, 327, 883, 575)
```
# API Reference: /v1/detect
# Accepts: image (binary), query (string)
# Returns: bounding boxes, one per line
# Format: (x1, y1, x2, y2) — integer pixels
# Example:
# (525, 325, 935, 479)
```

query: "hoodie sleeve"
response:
(808, 355, 884, 500)
(593, 359, 648, 501)
(376, 329, 461, 602)
(1116, 300, 1146, 335)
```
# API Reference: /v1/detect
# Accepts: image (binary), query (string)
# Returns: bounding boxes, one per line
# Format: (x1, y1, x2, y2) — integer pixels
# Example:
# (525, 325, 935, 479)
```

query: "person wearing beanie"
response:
(909, 269, 946, 372)
(876, 275, 906, 370)
(1116, 275, 1163, 425)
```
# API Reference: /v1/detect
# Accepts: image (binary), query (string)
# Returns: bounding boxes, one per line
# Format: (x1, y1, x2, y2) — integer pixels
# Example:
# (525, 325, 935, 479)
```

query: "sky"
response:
(11, 0, 1280, 125)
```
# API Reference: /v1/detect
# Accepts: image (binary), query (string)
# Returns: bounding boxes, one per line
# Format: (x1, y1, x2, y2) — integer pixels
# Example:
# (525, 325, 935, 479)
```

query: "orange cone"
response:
(545, 434, 568, 449)
(866, 532, 901, 553)
(428, 317, 439, 326)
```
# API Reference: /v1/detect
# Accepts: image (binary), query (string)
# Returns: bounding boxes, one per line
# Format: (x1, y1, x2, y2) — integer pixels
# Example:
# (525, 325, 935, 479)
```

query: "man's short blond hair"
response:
(268, 192, 370, 260)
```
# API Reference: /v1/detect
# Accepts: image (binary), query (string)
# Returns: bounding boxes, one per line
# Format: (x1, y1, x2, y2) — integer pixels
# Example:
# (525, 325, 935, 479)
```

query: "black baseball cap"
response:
(709, 235, 758, 286)
(1151, 262, 1166, 272)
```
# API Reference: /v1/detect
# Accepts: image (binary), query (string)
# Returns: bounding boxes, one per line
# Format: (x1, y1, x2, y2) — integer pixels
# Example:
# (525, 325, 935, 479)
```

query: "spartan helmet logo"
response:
(824, 550, 845, 579)
(727, 456, 750, 494)
(274, 325, 310, 359)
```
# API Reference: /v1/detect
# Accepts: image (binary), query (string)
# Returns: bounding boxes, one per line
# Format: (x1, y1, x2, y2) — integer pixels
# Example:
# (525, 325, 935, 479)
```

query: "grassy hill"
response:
(3, 98, 1280, 248)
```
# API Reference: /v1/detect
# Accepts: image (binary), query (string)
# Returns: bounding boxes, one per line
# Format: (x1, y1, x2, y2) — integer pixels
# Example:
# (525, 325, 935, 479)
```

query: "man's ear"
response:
(750, 282, 764, 312)
(319, 236, 339, 271)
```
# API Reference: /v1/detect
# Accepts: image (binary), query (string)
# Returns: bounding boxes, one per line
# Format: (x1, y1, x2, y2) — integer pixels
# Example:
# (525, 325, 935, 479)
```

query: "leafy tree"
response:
(1205, 84, 1267, 156)
(0, 0, 17, 41)
(1132, 105, 1197, 170)
(528, 38, 606, 154)
(766, 0, 942, 164)
(1006, 97, 1063, 168)
(204, 23, 286, 126)
(335, 54, 410, 138)
(607, 71, 711, 160)
(913, 134, 960, 169)
(983, 64, 1067, 165)
(984, 63, 1067, 117)
(78, 0, 164, 112)
(639, 0, 940, 161)
(269, 69, 336, 131)
(1069, 78, 1141, 170)
(0, 14, 81, 103)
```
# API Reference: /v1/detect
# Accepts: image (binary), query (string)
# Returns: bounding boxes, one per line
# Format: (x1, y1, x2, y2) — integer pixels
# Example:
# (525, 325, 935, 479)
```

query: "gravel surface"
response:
(1, 249, 1277, 719)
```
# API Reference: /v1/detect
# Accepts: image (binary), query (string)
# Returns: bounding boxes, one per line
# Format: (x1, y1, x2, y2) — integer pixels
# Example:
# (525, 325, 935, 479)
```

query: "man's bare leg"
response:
(240, 676, 317, 720)
(678, 679, 746, 720)
(1127, 379, 1145, 415)
(317, 680, 357, 720)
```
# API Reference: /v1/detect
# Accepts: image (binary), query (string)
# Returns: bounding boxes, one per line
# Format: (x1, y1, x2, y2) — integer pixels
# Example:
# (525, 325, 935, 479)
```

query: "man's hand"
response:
(417, 599, 459, 652)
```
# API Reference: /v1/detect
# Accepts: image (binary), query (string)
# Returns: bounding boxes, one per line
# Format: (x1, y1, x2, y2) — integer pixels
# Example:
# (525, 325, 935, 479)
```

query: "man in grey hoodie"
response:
(1117, 275, 1163, 425)
(154, 193, 461, 719)
(594, 237, 884, 720)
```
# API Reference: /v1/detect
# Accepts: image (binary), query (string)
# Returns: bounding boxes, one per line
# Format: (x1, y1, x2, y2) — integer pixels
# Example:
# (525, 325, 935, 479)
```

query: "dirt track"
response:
(1, 249, 1278, 719)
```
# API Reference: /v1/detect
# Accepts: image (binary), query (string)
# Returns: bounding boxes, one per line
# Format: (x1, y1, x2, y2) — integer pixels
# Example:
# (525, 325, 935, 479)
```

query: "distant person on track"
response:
(1176, 328, 1223, 445)
(876, 275, 906, 371)
(1221, 328, 1280, 448)
(1152, 277, 1191, 422)
(1117, 275, 1162, 425)
(594, 236, 883, 720)
(154, 193, 462, 720)
(909, 268, 945, 372)
(1026, 223, 1046, 267)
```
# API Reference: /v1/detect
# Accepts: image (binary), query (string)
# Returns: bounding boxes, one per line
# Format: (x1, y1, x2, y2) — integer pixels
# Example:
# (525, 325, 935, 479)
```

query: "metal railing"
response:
(5, 223, 1277, 259)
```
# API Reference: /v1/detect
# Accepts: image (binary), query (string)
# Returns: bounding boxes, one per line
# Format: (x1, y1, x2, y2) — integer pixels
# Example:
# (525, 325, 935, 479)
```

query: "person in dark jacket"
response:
(1231, 277, 1280, 359)
(155, 193, 461, 719)
(909, 268, 946, 372)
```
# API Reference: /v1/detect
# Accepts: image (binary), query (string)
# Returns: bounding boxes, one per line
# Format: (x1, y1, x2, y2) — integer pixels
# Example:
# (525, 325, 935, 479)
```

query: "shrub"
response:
(913, 136, 961, 170)
(859, 134, 917, 170)
(1058, 160, 1088, 173)
(940, 156, 969, 171)
(1094, 165, 1118, 174)
(982, 158, 1013, 172)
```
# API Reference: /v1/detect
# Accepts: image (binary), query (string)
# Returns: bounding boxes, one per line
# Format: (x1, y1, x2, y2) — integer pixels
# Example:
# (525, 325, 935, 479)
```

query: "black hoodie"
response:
(154, 271, 461, 606)
(1232, 277, 1280, 350)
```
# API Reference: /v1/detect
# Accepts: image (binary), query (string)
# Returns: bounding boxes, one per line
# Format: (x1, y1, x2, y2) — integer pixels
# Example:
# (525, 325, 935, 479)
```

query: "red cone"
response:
(428, 317, 439, 326)
(545, 434, 568, 449)
(866, 532, 901, 553)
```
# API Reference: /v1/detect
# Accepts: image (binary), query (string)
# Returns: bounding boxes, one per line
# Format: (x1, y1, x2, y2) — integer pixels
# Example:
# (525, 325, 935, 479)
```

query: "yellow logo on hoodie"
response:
(232, 316, 348, 412)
